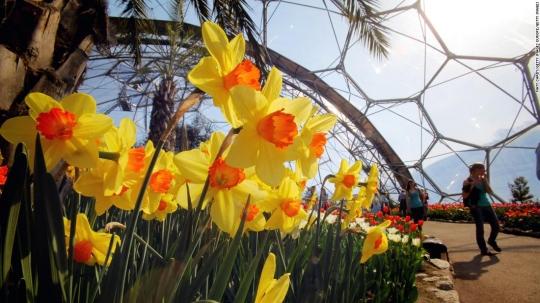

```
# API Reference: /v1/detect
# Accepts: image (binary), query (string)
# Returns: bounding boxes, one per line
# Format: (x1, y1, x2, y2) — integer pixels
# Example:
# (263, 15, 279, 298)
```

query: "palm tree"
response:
(0, 0, 389, 163)
(145, 4, 205, 151)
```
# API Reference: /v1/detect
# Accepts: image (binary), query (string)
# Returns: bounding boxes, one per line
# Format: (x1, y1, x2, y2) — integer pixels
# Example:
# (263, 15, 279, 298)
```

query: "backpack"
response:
(462, 178, 481, 207)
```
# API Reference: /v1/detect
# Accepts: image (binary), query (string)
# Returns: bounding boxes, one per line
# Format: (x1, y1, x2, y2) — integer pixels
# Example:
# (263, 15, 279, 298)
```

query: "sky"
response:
(82, 0, 539, 202)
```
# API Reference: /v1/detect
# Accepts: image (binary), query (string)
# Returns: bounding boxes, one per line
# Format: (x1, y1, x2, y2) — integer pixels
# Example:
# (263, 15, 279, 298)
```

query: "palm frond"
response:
(331, 0, 391, 61)
(119, 0, 151, 65)
(188, 0, 211, 23)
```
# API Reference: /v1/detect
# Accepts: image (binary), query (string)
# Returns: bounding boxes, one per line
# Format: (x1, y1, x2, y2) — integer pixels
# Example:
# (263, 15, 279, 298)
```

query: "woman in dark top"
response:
(405, 179, 424, 229)
(462, 162, 501, 256)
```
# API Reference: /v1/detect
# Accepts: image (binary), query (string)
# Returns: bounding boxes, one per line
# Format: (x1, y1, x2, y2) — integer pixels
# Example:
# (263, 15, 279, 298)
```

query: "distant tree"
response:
(508, 176, 534, 203)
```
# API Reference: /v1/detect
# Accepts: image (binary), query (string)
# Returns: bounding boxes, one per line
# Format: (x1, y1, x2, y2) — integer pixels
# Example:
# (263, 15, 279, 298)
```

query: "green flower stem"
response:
(98, 151, 121, 162)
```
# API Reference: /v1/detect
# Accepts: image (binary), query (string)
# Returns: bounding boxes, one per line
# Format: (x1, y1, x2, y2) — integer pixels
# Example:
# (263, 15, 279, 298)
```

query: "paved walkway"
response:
(424, 221, 540, 303)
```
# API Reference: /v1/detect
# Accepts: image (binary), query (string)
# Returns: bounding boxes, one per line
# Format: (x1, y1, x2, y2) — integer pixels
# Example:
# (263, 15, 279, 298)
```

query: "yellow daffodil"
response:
(255, 253, 291, 303)
(188, 21, 261, 128)
(142, 193, 178, 221)
(63, 213, 121, 266)
(365, 164, 379, 204)
(0, 92, 113, 171)
(73, 160, 136, 215)
(360, 220, 391, 263)
(329, 159, 362, 201)
(232, 202, 267, 235)
(342, 187, 369, 229)
(130, 141, 184, 216)
(100, 117, 139, 196)
(226, 67, 312, 186)
(263, 178, 307, 235)
(288, 107, 337, 179)
(175, 131, 267, 235)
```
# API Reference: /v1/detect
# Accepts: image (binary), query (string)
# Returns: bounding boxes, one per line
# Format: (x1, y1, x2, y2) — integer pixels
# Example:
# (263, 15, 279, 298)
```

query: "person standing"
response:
(462, 162, 501, 256)
(406, 179, 424, 230)
(379, 191, 390, 215)
(398, 189, 407, 217)
(419, 188, 429, 220)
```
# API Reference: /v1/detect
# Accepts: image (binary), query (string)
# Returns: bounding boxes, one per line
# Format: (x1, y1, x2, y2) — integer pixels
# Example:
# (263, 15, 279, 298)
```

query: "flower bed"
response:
(0, 21, 426, 303)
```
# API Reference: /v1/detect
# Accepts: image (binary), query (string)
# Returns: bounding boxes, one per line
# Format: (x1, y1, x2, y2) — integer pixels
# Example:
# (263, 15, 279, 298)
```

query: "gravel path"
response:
(423, 221, 540, 303)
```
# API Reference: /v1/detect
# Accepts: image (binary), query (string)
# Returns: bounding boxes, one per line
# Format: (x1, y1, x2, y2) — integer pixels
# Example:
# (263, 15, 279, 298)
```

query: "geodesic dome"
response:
(79, 0, 538, 203)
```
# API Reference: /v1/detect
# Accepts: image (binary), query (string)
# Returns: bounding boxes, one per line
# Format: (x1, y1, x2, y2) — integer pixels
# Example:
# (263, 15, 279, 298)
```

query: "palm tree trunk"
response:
(148, 77, 179, 152)
(0, 0, 108, 165)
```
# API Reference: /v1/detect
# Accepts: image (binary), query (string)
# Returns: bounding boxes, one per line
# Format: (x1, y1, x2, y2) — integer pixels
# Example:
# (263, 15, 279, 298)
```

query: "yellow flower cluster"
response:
(0, 21, 390, 271)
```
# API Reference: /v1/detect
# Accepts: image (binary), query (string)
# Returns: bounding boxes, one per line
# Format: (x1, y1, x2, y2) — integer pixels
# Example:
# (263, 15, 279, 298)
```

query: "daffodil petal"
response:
(226, 126, 259, 169)
(256, 253, 277, 303)
(188, 57, 227, 104)
(63, 138, 99, 169)
(256, 141, 286, 186)
(0, 116, 37, 147)
(259, 273, 291, 303)
(229, 33, 246, 67)
(41, 139, 67, 171)
(202, 22, 233, 71)
(308, 113, 337, 132)
(230, 86, 267, 123)
(74, 114, 113, 140)
(210, 190, 241, 235)
(61, 93, 97, 118)
(25, 93, 61, 119)
(261, 67, 282, 102)
(174, 149, 210, 182)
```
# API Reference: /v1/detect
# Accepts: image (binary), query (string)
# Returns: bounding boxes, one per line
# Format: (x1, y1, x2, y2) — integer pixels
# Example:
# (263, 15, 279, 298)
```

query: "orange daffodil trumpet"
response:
(188, 21, 261, 128)
(63, 213, 121, 266)
(288, 106, 337, 179)
(360, 220, 391, 263)
(226, 67, 312, 186)
(175, 132, 267, 235)
(329, 159, 362, 201)
(129, 141, 185, 217)
(262, 177, 308, 235)
(255, 253, 291, 303)
(0, 93, 113, 171)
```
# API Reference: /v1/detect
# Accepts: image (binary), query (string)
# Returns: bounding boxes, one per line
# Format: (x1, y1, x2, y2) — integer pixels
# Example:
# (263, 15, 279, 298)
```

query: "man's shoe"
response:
(488, 241, 502, 252)
(480, 250, 493, 256)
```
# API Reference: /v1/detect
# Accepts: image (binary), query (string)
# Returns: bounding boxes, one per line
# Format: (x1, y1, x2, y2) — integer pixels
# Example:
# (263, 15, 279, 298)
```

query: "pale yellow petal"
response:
(256, 141, 286, 187)
(174, 150, 210, 182)
(202, 22, 233, 71)
(118, 117, 137, 148)
(74, 114, 113, 140)
(229, 33, 246, 67)
(0, 116, 37, 146)
(73, 170, 105, 197)
(230, 86, 267, 123)
(210, 190, 241, 235)
(188, 57, 227, 105)
(287, 97, 312, 124)
(61, 93, 97, 118)
(41, 138, 67, 171)
(63, 138, 99, 169)
(25, 93, 61, 120)
(231, 180, 267, 204)
(256, 253, 277, 303)
(308, 113, 337, 132)
(259, 273, 290, 303)
(226, 126, 260, 169)
(261, 67, 282, 102)
(207, 131, 226, 160)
